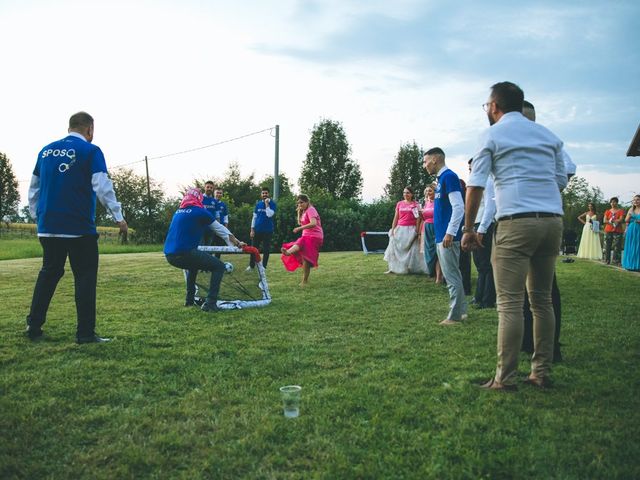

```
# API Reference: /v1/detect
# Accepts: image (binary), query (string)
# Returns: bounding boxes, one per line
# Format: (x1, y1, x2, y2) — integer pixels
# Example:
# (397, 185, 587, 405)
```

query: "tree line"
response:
(0, 120, 623, 248)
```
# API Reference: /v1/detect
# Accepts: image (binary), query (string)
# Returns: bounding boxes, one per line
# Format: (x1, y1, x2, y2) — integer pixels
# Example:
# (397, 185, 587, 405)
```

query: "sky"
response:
(1, 0, 639, 208)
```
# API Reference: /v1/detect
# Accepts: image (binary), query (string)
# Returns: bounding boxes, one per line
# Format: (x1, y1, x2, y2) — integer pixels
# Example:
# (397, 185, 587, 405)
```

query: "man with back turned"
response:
(462, 82, 567, 391)
(26, 112, 127, 344)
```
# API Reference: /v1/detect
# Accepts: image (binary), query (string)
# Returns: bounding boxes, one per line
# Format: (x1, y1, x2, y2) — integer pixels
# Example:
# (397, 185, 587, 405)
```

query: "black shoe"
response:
(201, 302, 220, 313)
(25, 325, 43, 340)
(76, 335, 111, 344)
(184, 300, 195, 307)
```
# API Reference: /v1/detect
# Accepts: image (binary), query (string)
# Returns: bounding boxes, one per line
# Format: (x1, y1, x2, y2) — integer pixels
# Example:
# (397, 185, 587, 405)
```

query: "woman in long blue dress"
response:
(622, 195, 640, 271)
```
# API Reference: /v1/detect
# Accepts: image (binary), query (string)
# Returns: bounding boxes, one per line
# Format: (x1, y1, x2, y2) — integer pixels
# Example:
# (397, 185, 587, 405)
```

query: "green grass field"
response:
(1, 247, 639, 479)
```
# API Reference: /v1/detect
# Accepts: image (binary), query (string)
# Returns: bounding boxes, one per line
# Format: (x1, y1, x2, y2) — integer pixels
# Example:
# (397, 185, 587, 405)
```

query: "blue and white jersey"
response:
(253, 199, 276, 233)
(434, 168, 463, 243)
(202, 195, 218, 218)
(217, 200, 229, 225)
(164, 206, 217, 255)
(32, 135, 109, 236)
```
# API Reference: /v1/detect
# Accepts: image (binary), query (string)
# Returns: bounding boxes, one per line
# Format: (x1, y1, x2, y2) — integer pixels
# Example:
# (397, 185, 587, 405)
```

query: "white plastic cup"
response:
(279, 385, 302, 418)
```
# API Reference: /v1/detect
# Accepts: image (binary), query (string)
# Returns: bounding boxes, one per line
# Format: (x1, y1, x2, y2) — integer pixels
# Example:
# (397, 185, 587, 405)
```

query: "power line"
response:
(111, 126, 275, 170)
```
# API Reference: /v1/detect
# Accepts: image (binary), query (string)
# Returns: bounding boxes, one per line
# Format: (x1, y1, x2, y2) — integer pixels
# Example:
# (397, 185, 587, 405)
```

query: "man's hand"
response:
(442, 233, 453, 248)
(249, 228, 255, 239)
(117, 220, 128, 234)
(461, 232, 482, 252)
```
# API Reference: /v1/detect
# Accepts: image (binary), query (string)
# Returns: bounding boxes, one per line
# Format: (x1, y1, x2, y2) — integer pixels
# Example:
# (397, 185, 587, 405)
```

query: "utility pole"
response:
(144, 155, 152, 217)
(273, 124, 280, 201)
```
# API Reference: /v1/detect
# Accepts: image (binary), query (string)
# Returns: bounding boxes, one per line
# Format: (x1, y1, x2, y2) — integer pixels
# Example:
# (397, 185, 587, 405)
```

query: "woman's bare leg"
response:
(435, 260, 444, 284)
(282, 244, 301, 256)
(301, 260, 311, 286)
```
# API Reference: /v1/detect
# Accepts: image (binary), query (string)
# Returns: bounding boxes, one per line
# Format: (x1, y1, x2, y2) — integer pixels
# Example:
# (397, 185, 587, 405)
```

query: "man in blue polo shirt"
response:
(248, 187, 276, 269)
(201, 180, 218, 246)
(26, 112, 128, 344)
(424, 147, 467, 325)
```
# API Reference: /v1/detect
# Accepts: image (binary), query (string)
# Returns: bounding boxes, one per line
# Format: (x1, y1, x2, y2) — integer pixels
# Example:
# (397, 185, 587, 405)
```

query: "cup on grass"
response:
(279, 385, 302, 418)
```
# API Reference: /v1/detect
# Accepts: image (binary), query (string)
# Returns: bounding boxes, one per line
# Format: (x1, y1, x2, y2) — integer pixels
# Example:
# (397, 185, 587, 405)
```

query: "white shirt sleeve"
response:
(251, 212, 257, 228)
(265, 207, 275, 218)
(555, 146, 568, 191)
(447, 191, 464, 236)
(562, 149, 576, 176)
(92, 172, 124, 222)
(478, 178, 496, 234)
(28, 174, 40, 219)
(208, 220, 233, 245)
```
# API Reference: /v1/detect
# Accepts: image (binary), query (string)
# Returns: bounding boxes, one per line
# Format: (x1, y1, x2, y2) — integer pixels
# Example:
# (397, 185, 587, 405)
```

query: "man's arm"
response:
(28, 174, 40, 219)
(92, 172, 127, 233)
(477, 178, 496, 235)
(461, 186, 485, 251)
(443, 190, 463, 248)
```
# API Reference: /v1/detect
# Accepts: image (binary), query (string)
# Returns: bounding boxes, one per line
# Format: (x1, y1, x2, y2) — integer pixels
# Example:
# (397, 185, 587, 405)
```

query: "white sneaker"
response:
(245, 266, 254, 272)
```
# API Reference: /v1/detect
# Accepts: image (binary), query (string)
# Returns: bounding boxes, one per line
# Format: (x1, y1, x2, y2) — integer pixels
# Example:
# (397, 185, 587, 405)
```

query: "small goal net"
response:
(186, 245, 271, 310)
(360, 231, 389, 254)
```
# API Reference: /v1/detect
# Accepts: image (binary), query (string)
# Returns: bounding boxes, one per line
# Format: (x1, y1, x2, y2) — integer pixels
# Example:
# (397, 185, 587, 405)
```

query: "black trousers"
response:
(250, 231, 273, 268)
(27, 236, 99, 338)
(166, 249, 225, 305)
(472, 222, 496, 308)
(522, 273, 562, 359)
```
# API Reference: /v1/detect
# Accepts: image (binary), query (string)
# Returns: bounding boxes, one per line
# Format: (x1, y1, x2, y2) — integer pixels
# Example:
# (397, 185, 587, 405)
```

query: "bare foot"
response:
(281, 247, 290, 256)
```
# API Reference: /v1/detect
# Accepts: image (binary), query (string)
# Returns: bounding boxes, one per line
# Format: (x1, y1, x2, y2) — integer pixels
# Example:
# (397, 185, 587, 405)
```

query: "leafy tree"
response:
(561, 176, 605, 237)
(385, 141, 434, 201)
(20, 205, 35, 223)
(0, 152, 20, 221)
(96, 168, 167, 242)
(299, 119, 363, 199)
(259, 173, 293, 200)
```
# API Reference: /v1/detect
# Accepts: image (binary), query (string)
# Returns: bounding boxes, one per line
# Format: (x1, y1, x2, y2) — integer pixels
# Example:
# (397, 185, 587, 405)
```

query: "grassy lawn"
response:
(0, 238, 161, 260)
(1, 250, 639, 479)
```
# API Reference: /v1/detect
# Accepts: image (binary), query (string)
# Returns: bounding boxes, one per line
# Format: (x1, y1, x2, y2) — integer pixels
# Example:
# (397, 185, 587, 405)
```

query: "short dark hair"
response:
(261, 187, 270, 193)
(425, 147, 445, 158)
(490, 82, 524, 113)
(610, 196, 619, 203)
(205, 180, 214, 186)
(523, 100, 535, 111)
(69, 111, 93, 130)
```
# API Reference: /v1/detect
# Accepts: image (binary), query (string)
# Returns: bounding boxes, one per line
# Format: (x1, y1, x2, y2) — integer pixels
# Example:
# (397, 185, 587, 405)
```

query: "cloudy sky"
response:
(1, 0, 639, 206)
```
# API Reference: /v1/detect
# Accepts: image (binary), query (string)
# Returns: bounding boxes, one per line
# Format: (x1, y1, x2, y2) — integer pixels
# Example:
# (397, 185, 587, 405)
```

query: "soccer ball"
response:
(224, 262, 234, 273)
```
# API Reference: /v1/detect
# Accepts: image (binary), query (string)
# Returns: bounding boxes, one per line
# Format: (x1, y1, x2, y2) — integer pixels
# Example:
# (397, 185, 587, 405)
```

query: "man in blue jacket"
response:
(248, 187, 276, 269)
(27, 112, 128, 344)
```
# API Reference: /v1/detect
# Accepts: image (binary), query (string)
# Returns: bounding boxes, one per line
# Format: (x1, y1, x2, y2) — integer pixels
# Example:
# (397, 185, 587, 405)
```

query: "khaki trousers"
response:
(492, 216, 562, 384)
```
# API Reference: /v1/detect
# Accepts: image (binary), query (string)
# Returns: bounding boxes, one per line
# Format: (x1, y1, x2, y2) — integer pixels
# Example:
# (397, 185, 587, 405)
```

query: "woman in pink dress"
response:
(281, 194, 323, 286)
(420, 184, 443, 282)
(383, 186, 428, 274)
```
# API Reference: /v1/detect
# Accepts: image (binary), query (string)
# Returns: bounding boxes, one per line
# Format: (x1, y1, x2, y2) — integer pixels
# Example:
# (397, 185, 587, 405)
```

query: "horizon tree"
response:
(385, 141, 434, 201)
(299, 119, 363, 199)
(0, 152, 20, 221)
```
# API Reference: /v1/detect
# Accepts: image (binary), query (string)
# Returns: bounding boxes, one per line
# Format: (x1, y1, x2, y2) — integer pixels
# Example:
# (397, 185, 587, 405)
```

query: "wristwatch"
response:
(461, 225, 475, 233)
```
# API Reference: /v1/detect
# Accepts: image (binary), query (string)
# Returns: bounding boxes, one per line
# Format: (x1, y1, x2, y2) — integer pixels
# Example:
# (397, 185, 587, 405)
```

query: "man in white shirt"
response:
(462, 82, 566, 391)
(521, 100, 575, 363)
(467, 159, 497, 310)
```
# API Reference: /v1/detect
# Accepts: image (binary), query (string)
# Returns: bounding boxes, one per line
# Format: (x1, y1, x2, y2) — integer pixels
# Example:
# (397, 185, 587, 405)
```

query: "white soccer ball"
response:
(224, 262, 234, 273)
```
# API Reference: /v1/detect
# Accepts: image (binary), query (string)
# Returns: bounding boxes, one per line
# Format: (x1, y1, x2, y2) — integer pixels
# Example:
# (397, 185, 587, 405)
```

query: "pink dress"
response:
(281, 206, 324, 271)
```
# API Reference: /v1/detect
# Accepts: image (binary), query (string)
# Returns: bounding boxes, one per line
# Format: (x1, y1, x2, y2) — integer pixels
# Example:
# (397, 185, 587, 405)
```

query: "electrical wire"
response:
(111, 126, 274, 170)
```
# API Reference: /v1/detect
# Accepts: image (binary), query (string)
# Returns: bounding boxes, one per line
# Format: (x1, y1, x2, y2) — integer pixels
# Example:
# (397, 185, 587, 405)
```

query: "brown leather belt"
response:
(498, 212, 562, 222)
